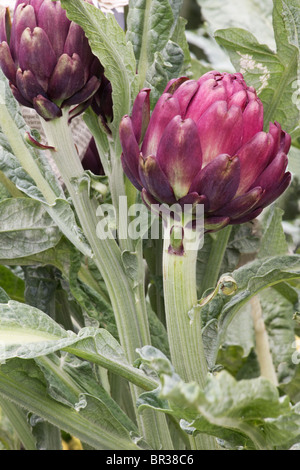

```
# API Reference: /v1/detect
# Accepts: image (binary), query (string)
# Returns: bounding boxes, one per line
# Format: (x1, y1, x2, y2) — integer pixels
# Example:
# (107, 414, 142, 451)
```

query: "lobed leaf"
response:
(136, 346, 300, 450)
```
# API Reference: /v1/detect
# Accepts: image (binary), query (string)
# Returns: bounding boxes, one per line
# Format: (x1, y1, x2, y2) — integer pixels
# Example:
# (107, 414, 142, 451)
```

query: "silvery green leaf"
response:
(145, 41, 185, 107)
(288, 145, 300, 178)
(36, 353, 140, 438)
(0, 301, 157, 391)
(23, 265, 59, 320)
(136, 347, 300, 449)
(29, 418, 61, 451)
(0, 198, 61, 259)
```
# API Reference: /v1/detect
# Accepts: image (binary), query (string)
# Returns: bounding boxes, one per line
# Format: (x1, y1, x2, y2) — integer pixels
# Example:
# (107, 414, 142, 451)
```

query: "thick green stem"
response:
(0, 103, 57, 204)
(162, 225, 217, 450)
(200, 225, 232, 296)
(163, 230, 207, 387)
(40, 111, 173, 450)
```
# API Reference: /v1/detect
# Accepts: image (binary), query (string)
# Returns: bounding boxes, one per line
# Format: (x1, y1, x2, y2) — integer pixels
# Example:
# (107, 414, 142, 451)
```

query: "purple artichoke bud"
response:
(90, 74, 113, 133)
(81, 137, 104, 176)
(120, 71, 291, 231)
(0, 1, 107, 121)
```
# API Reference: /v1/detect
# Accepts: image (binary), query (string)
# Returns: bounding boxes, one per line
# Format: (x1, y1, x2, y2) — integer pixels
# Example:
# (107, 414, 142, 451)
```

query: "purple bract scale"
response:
(120, 72, 292, 231)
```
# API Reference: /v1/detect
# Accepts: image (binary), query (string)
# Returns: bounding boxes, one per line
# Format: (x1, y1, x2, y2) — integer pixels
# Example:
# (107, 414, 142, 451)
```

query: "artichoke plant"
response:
(120, 71, 291, 231)
(0, 0, 104, 120)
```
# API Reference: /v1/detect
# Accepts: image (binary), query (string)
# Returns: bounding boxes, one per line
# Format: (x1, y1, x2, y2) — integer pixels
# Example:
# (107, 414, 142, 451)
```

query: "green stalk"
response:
(0, 103, 57, 204)
(163, 230, 208, 387)
(162, 223, 217, 450)
(0, 397, 37, 450)
(40, 111, 173, 450)
(200, 225, 232, 296)
(0, 369, 139, 450)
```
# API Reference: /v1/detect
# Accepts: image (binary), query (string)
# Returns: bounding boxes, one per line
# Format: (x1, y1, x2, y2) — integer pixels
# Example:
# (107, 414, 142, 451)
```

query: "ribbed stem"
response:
(40, 111, 173, 450)
(163, 234, 207, 386)
(162, 225, 217, 450)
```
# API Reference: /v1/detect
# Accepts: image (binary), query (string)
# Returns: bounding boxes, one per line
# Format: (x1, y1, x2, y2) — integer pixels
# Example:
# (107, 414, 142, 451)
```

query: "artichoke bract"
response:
(120, 72, 292, 231)
(0, 0, 103, 120)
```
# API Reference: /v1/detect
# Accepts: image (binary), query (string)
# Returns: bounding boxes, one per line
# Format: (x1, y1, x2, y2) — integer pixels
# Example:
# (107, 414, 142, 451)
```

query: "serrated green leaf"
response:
(23, 265, 59, 320)
(127, 0, 174, 73)
(121, 250, 139, 285)
(29, 418, 61, 451)
(144, 41, 185, 107)
(127, 0, 186, 104)
(67, 247, 117, 337)
(281, 364, 300, 405)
